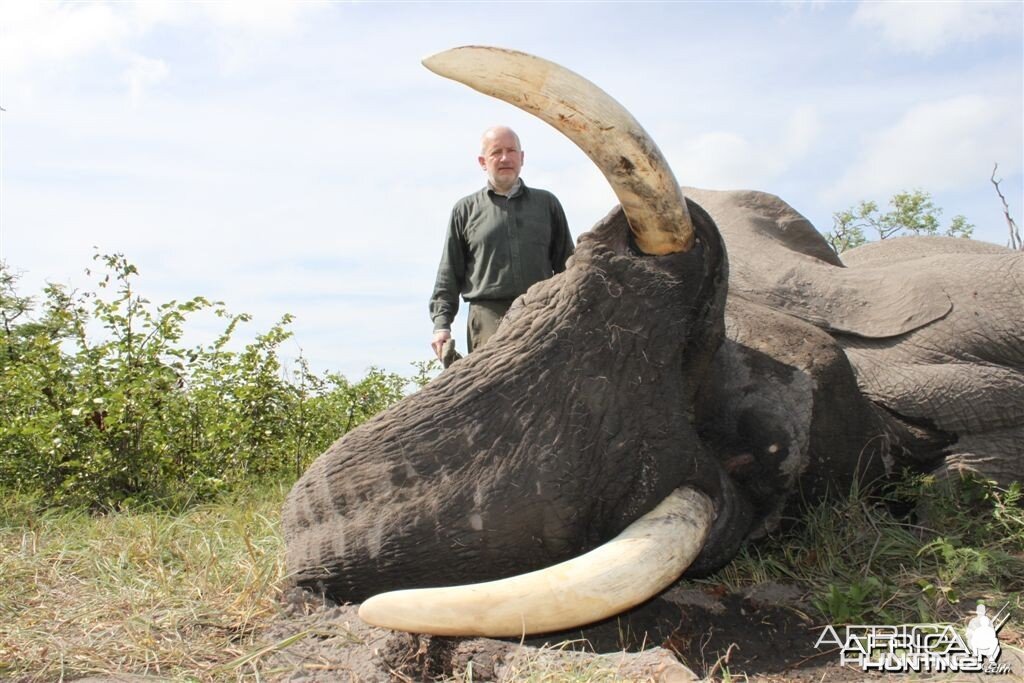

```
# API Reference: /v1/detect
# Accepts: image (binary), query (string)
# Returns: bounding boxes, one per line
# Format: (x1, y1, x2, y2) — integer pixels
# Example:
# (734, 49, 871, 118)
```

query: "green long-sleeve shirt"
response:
(430, 180, 574, 332)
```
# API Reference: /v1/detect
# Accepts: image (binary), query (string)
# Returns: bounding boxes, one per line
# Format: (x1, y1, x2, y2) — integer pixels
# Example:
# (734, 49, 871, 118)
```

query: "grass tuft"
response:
(479, 641, 656, 682)
(703, 472, 1024, 626)
(0, 482, 289, 681)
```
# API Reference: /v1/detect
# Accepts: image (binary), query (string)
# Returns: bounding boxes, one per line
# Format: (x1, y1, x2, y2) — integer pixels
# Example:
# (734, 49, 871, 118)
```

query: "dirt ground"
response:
(250, 583, 1024, 682)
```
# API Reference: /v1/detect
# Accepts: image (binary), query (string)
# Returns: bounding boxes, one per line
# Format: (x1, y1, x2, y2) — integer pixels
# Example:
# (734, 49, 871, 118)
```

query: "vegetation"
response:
(0, 483, 288, 680)
(2, 250, 1020, 680)
(0, 254, 434, 509)
(991, 163, 1022, 251)
(1, 471, 1019, 680)
(825, 189, 974, 254)
(708, 473, 1024, 627)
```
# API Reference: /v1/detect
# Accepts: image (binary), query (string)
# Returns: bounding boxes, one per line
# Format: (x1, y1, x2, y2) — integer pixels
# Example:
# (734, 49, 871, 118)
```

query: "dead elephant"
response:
(282, 47, 1023, 638)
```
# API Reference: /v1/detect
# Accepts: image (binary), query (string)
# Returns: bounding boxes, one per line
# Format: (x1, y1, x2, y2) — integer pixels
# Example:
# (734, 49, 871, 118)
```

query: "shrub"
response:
(0, 254, 432, 509)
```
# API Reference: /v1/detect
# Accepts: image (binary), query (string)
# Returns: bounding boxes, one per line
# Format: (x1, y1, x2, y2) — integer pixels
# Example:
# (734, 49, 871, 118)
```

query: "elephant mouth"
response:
(356, 46, 717, 637)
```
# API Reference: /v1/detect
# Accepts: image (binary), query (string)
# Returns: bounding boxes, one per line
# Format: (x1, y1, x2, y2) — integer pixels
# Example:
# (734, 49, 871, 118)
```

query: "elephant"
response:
(282, 47, 1023, 638)
(686, 188, 1022, 537)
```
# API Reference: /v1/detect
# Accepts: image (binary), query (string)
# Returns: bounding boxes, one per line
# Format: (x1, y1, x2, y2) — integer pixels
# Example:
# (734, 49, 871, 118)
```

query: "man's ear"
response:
(477, 155, 486, 171)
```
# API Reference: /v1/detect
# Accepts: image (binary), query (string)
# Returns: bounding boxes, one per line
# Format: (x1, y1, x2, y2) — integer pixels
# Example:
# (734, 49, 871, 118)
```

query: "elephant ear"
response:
(684, 188, 952, 339)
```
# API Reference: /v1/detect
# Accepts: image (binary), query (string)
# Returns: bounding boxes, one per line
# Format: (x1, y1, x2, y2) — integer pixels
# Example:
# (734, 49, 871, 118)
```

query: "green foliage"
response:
(814, 576, 890, 624)
(826, 189, 975, 254)
(0, 254, 432, 509)
(706, 472, 1024, 626)
(910, 475, 1023, 611)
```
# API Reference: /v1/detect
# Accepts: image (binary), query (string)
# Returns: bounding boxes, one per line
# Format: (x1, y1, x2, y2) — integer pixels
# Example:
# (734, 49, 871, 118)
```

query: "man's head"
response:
(479, 126, 524, 194)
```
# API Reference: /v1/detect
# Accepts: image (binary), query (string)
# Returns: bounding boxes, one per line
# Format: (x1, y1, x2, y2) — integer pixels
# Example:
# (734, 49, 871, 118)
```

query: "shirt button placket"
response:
(508, 196, 522, 293)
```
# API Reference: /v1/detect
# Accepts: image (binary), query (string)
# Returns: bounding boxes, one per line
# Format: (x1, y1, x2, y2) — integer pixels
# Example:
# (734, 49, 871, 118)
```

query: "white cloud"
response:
(0, 1, 128, 73)
(0, 0, 328, 83)
(184, 0, 332, 75)
(123, 55, 168, 108)
(201, 0, 321, 33)
(826, 95, 1022, 202)
(853, 1, 1018, 54)
(665, 106, 821, 189)
(784, 106, 822, 158)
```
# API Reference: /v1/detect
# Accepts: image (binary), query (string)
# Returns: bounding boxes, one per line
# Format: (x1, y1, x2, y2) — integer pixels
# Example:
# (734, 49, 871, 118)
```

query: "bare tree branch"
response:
(991, 163, 1022, 251)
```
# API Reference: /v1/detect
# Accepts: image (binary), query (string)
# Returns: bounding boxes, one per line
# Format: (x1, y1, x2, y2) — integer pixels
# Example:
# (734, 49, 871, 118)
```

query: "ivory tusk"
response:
(422, 45, 694, 255)
(357, 487, 713, 637)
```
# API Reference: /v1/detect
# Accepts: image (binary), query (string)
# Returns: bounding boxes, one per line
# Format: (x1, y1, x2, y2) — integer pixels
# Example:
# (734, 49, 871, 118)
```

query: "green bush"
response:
(711, 471, 1023, 626)
(0, 254, 435, 509)
(826, 189, 974, 254)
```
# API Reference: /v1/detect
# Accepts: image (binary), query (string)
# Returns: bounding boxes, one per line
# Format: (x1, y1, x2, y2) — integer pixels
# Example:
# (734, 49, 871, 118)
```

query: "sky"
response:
(1, 1, 1021, 382)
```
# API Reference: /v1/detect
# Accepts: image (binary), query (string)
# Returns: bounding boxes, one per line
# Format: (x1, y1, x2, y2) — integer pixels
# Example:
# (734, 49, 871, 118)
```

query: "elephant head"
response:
(282, 46, 753, 636)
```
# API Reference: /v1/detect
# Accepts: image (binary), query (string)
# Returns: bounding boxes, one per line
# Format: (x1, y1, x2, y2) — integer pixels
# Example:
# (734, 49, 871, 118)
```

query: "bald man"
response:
(429, 126, 574, 360)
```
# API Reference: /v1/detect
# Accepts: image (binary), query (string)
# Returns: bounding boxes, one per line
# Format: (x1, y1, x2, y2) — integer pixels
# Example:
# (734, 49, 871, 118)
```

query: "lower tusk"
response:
(357, 487, 714, 637)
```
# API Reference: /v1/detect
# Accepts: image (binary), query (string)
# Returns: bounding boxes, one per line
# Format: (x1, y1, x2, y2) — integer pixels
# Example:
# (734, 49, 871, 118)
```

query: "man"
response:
(429, 126, 573, 360)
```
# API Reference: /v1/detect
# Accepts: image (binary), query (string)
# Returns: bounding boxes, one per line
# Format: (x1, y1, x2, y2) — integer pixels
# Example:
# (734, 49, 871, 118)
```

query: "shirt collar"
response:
(487, 179, 524, 198)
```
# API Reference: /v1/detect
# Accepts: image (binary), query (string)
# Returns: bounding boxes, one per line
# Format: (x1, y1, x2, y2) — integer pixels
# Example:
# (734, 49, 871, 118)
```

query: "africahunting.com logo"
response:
(814, 603, 1012, 675)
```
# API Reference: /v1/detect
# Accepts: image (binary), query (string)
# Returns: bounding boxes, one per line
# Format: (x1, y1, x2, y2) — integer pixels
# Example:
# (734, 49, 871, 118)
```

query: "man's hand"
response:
(431, 330, 451, 361)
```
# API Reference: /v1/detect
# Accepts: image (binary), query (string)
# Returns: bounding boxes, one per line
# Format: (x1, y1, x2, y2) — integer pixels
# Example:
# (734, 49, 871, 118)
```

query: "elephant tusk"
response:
(357, 486, 713, 637)
(422, 45, 694, 255)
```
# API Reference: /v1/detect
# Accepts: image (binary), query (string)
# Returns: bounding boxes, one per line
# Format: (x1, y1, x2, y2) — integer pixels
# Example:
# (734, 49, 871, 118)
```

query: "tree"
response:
(826, 189, 974, 254)
(990, 163, 1022, 251)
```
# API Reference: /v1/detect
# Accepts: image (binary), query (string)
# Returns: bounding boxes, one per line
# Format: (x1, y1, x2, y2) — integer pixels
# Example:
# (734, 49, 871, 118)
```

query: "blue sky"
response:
(1, 1, 1021, 381)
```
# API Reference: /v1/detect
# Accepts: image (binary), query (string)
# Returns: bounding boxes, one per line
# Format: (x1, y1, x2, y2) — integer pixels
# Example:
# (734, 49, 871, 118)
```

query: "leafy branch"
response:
(825, 189, 974, 255)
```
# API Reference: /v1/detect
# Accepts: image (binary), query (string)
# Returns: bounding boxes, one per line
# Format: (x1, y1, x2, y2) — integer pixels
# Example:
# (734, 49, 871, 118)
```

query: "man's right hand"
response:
(431, 330, 451, 361)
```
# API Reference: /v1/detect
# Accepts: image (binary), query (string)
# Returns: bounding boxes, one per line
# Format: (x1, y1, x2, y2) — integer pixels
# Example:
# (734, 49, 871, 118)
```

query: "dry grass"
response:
(1, 474, 1020, 681)
(704, 475, 1024, 627)
(489, 657, 634, 682)
(0, 484, 289, 681)
(452, 641, 673, 682)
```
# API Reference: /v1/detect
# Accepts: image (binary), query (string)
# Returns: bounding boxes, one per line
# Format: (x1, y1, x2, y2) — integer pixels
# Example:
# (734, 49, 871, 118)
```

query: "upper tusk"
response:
(357, 487, 714, 637)
(423, 45, 694, 255)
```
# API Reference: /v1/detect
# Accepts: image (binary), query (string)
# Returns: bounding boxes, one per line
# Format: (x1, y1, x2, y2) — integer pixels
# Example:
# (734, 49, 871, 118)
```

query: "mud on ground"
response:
(254, 584, 1023, 682)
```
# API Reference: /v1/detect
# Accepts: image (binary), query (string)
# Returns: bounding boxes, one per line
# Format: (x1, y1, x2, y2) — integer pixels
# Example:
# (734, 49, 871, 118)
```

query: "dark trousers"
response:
(467, 299, 514, 353)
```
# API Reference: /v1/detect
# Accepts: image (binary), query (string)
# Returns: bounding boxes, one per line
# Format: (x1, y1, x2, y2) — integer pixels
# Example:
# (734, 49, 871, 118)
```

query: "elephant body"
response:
(283, 188, 1022, 606)
(689, 188, 1023, 492)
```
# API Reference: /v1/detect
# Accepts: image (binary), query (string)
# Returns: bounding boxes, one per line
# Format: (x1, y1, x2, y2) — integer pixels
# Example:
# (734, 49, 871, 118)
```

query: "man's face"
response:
(479, 130, 524, 192)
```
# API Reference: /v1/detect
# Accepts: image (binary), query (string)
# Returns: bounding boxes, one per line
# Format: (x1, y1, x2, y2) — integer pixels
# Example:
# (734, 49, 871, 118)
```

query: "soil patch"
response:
(251, 584, 1023, 682)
